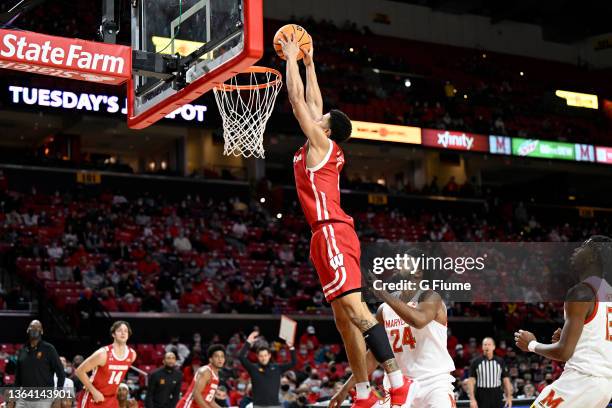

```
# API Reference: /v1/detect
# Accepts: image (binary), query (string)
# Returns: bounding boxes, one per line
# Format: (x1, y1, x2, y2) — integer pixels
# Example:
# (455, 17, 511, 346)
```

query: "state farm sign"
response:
(0, 29, 131, 85)
(422, 129, 488, 152)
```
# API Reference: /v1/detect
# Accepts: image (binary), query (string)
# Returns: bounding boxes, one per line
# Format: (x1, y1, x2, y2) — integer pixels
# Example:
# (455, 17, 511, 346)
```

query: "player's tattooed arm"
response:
(515, 283, 594, 361)
(374, 289, 440, 329)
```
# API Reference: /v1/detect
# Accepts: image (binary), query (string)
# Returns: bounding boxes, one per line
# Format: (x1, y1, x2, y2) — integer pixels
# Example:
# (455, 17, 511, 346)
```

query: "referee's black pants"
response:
(475, 387, 504, 408)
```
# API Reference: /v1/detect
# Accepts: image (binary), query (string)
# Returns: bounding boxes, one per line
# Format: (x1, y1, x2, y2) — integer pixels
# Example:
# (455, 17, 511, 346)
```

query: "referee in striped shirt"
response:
(467, 337, 513, 408)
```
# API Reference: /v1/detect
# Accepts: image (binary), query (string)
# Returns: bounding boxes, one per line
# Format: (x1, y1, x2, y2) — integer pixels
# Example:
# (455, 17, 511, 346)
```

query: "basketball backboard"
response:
(128, 0, 262, 129)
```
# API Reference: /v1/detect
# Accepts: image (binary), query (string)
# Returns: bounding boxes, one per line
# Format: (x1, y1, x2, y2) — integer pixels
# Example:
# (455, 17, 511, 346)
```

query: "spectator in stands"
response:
(518, 383, 536, 399)
(299, 326, 320, 351)
(141, 290, 163, 313)
(54, 356, 75, 408)
(214, 385, 231, 407)
(173, 231, 192, 252)
(22, 209, 38, 227)
(138, 254, 160, 276)
(145, 352, 182, 408)
(47, 241, 63, 260)
(457, 378, 470, 400)
(239, 331, 296, 408)
(14, 320, 65, 408)
(443, 176, 459, 194)
(161, 292, 179, 313)
(117, 383, 137, 408)
(165, 336, 190, 367)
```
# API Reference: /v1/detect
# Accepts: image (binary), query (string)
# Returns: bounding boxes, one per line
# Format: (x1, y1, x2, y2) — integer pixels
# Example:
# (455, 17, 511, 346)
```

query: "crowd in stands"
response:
(1, 183, 610, 318)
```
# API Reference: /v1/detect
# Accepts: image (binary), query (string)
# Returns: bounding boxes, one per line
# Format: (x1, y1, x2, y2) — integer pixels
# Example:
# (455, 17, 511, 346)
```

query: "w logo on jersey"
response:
(293, 154, 302, 164)
(329, 253, 344, 270)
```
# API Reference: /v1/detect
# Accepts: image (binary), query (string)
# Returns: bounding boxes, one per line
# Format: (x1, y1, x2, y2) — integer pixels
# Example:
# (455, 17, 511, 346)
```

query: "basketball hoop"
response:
(213, 66, 283, 159)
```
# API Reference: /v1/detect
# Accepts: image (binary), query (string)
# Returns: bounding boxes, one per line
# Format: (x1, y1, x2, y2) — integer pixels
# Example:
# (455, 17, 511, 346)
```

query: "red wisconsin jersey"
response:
(177, 365, 219, 408)
(91, 345, 136, 397)
(293, 140, 354, 230)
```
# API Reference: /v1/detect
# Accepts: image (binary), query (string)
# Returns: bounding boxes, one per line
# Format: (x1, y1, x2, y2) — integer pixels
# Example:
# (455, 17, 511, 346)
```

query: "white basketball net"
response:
(213, 67, 283, 159)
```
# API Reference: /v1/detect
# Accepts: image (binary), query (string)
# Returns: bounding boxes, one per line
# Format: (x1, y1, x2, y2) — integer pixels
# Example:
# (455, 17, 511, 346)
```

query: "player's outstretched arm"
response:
(302, 46, 323, 120)
(514, 284, 593, 361)
(192, 368, 220, 408)
(75, 348, 107, 403)
(279, 34, 329, 152)
(374, 289, 440, 329)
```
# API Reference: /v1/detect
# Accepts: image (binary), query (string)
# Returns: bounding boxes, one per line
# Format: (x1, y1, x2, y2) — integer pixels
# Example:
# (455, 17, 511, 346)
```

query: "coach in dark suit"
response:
(145, 352, 182, 408)
(239, 331, 297, 408)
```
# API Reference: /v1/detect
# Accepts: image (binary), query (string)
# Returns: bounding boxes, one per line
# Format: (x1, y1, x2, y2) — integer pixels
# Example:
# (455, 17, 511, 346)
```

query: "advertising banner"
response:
(489, 135, 512, 155)
(0, 29, 131, 85)
(512, 138, 575, 160)
(351, 121, 421, 144)
(422, 129, 488, 152)
(574, 144, 595, 162)
(596, 146, 612, 164)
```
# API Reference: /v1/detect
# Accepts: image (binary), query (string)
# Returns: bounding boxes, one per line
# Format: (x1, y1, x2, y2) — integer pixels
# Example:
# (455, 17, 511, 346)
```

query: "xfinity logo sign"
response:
(8, 86, 207, 122)
(422, 129, 488, 152)
(436, 131, 474, 149)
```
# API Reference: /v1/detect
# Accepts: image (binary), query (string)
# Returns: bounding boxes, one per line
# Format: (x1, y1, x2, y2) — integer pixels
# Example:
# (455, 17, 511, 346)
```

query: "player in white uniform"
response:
(330, 267, 456, 408)
(515, 236, 612, 408)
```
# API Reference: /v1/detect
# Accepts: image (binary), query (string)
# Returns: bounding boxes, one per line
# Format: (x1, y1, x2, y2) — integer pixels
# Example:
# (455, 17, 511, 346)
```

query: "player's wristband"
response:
(527, 340, 540, 352)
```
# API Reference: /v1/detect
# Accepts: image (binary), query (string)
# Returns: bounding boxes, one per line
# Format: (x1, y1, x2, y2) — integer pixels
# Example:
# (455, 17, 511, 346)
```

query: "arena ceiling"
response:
(390, 0, 612, 43)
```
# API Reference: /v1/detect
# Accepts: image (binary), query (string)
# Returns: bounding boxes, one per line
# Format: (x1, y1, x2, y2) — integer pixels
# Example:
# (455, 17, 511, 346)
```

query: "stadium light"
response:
(349, 47, 354, 53)
(404, 78, 411, 88)
(160, 161, 167, 170)
(276, 213, 283, 219)
(373, 68, 380, 74)
(260, 197, 266, 203)
(520, 71, 524, 76)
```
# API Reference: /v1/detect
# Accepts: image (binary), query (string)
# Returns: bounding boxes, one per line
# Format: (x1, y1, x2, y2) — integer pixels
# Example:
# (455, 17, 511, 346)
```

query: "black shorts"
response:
(475, 387, 504, 408)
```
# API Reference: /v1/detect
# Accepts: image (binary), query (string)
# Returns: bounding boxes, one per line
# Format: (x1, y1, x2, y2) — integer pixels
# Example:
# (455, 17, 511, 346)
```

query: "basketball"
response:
(273, 24, 312, 60)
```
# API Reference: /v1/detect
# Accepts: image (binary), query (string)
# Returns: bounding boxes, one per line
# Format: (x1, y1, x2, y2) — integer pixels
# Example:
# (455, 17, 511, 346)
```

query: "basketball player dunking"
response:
(278, 33, 413, 407)
(332, 262, 457, 408)
(175, 345, 224, 408)
(515, 236, 612, 408)
(75, 321, 137, 408)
